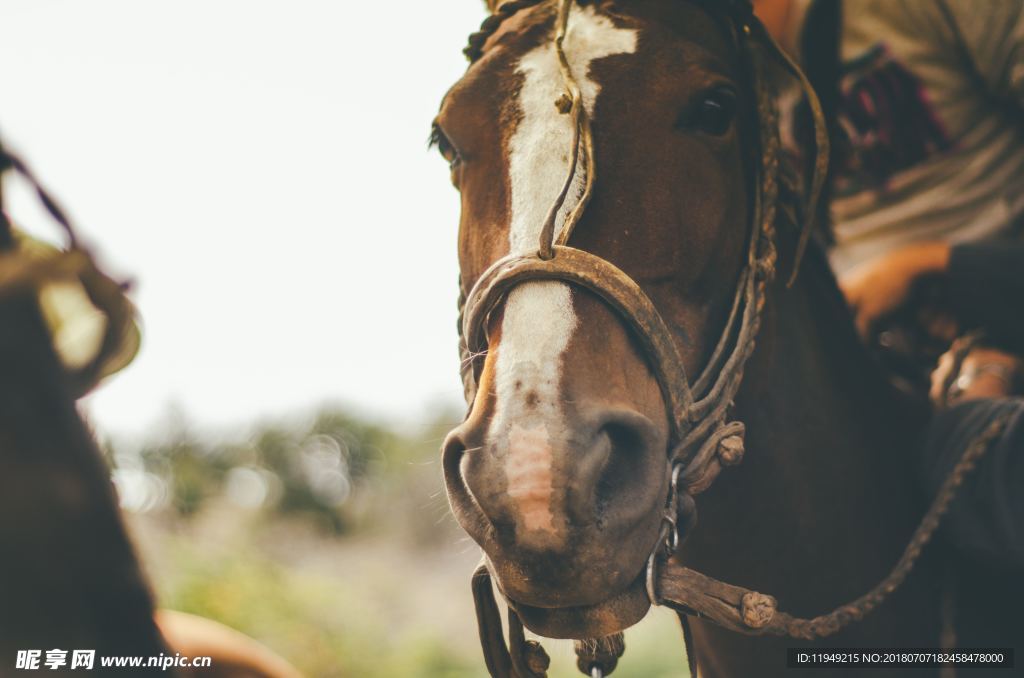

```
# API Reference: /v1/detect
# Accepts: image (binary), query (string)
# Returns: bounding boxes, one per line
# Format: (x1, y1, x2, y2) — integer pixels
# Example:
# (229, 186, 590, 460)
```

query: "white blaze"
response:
(488, 6, 637, 546)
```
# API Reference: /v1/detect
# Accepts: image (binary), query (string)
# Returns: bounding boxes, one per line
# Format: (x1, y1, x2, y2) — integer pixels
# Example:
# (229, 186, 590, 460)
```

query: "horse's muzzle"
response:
(442, 405, 669, 612)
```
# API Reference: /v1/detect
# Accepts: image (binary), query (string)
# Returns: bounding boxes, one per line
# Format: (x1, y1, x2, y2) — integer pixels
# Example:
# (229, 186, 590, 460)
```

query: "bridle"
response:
(451, 2, 1009, 676)
(459, 0, 822, 564)
(457, 0, 821, 672)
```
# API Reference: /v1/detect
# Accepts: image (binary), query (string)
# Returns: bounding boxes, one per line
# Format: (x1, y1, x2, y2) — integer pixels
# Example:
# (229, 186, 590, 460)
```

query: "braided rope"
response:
(781, 409, 1012, 638)
(657, 408, 1014, 640)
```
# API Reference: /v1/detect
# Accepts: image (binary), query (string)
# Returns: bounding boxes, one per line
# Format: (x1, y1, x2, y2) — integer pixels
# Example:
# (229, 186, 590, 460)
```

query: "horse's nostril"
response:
(579, 410, 665, 529)
(442, 429, 465, 465)
(441, 428, 470, 504)
(595, 422, 646, 512)
(444, 424, 509, 551)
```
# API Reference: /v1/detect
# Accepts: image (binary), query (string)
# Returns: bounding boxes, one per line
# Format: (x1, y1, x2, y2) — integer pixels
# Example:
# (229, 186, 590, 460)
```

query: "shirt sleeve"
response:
(947, 241, 1024, 349)
(921, 398, 1024, 569)
(936, 0, 1024, 107)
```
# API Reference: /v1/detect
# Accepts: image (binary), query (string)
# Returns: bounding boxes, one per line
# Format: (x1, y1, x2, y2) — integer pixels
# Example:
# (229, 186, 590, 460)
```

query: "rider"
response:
(753, 0, 1024, 573)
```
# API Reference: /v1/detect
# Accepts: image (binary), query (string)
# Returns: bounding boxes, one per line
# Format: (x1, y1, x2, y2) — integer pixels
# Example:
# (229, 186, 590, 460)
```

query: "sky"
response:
(0, 1, 487, 438)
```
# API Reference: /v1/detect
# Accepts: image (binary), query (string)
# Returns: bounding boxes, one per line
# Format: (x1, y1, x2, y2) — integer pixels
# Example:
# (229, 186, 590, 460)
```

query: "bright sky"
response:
(0, 1, 486, 437)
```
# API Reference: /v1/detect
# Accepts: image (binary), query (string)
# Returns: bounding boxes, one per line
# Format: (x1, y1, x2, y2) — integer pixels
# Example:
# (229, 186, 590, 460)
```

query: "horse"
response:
(0, 146, 301, 677)
(432, 0, 1022, 676)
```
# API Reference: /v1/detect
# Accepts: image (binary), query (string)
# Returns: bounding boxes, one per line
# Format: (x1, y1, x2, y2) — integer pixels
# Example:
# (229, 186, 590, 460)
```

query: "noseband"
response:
(452, 1, 1008, 676)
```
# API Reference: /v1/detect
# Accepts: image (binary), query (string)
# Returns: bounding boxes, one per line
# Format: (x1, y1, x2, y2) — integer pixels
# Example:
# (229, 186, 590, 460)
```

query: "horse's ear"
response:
(487, 0, 516, 12)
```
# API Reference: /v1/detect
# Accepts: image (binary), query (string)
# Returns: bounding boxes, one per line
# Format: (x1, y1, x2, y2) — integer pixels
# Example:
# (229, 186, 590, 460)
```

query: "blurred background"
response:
(0, 1, 685, 675)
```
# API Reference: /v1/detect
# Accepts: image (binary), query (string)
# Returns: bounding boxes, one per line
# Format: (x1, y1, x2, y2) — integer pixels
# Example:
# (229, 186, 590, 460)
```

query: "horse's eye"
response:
(429, 122, 462, 171)
(679, 87, 738, 136)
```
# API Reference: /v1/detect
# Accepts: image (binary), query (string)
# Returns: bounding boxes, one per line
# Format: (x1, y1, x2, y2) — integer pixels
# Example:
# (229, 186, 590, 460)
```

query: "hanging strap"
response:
(676, 611, 699, 678)
(472, 563, 551, 678)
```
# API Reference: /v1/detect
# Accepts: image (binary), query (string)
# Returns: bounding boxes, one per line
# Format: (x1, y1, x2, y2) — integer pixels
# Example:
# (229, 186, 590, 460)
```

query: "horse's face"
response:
(437, 0, 751, 638)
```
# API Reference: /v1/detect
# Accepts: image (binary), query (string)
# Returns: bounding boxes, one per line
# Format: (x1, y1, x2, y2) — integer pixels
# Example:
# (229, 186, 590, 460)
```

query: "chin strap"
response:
(472, 562, 630, 678)
(472, 563, 550, 678)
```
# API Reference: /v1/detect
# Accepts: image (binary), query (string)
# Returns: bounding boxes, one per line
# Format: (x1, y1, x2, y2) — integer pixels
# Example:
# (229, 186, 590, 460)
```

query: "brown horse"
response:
(0, 148, 301, 677)
(434, 1, 1021, 676)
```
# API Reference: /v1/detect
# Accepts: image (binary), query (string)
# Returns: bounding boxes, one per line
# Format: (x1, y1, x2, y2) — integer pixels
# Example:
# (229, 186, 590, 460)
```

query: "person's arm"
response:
(841, 240, 1024, 344)
(841, 241, 950, 339)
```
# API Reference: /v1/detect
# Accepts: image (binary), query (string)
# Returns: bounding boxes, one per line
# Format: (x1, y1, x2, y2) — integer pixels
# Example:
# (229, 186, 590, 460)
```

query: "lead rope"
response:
(653, 409, 1013, 641)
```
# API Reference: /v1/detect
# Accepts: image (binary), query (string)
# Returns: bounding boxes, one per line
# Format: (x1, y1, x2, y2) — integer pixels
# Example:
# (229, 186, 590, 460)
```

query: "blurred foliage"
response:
(152, 532, 478, 677)
(108, 404, 689, 677)
(144, 524, 688, 678)
(108, 405, 458, 536)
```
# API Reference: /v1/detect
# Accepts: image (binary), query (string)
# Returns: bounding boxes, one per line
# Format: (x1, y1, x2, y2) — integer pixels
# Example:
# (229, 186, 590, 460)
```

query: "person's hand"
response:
(840, 241, 951, 340)
(930, 346, 1024, 407)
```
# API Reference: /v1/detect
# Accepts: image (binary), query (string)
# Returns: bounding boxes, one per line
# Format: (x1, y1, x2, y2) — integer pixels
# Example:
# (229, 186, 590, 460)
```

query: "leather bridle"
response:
(452, 1, 1006, 676)
(458, 0, 825, 570)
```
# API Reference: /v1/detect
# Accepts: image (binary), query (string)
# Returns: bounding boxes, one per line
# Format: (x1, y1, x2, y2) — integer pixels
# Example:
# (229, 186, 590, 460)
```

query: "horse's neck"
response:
(685, 245, 929, 615)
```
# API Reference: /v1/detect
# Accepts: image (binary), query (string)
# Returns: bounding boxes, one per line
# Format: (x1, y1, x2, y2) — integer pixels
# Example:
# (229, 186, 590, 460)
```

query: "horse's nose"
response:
(443, 406, 665, 547)
(569, 408, 665, 528)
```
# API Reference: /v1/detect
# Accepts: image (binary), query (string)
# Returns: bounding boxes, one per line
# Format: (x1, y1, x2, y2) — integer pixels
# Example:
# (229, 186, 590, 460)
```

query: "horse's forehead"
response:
(477, 6, 640, 549)
(506, 4, 638, 252)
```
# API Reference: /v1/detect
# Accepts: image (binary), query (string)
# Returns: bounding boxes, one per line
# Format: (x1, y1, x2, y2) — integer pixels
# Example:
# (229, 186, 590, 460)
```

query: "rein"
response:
(452, 1, 999, 676)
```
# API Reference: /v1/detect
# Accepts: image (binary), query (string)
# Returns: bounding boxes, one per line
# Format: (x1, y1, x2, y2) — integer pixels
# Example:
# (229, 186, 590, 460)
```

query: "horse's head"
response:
(435, 0, 807, 640)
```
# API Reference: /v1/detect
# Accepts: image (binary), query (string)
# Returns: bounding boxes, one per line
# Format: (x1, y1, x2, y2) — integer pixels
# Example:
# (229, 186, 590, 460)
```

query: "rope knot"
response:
(523, 640, 551, 675)
(741, 591, 777, 629)
(718, 434, 745, 466)
(754, 255, 776, 280)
